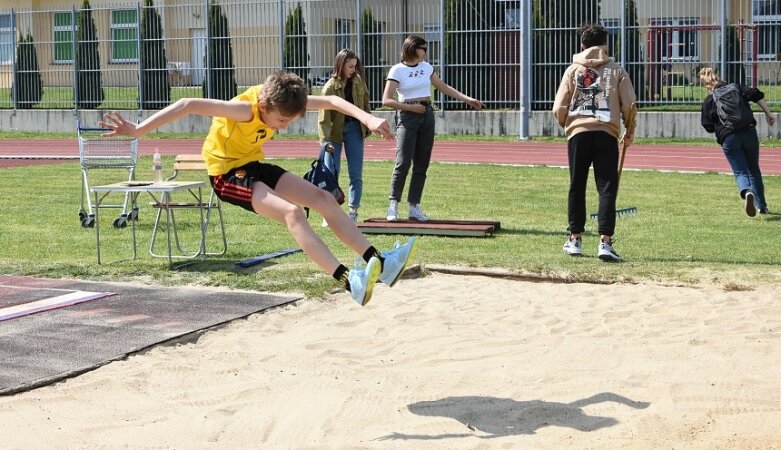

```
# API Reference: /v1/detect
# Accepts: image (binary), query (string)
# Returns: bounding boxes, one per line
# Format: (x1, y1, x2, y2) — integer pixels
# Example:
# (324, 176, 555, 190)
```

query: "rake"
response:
(590, 140, 638, 220)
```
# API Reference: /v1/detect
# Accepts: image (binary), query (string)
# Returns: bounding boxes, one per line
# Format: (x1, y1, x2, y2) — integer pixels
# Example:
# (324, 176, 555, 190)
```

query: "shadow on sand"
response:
(377, 392, 650, 441)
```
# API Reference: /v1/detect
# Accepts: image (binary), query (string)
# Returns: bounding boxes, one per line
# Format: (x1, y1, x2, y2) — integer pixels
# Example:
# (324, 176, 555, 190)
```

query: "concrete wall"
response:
(2, 109, 779, 140)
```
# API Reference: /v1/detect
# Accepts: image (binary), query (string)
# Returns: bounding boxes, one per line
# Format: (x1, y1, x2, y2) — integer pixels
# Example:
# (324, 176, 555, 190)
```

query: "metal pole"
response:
(720, 0, 727, 78)
(619, 0, 626, 66)
(438, 0, 444, 116)
(356, 0, 362, 57)
(72, 7, 79, 111)
(205, 0, 212, 98)
(136, 3, 143, 114)
(279, 0, 285, 70)
(10, 9, 16, 113)
(518, 0, 531, 140)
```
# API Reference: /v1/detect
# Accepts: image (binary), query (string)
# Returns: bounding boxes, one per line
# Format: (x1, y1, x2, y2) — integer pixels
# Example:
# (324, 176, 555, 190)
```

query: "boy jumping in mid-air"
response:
(99, 71, 416, 306)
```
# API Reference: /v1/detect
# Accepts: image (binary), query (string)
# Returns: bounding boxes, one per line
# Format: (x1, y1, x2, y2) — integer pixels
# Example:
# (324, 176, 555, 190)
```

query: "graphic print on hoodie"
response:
(568, 66, 614, 123)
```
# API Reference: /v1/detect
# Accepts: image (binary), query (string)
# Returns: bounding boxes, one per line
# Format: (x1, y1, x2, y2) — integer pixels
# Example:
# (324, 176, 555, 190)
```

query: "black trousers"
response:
(567, 131, 619, 237)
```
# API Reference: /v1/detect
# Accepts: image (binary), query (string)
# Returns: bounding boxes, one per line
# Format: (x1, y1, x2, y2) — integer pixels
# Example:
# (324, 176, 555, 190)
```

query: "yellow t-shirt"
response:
(201, 85, 276, 176)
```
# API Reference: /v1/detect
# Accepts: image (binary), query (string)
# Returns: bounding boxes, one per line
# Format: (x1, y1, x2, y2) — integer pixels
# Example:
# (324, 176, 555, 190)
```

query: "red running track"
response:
(1, 138, 780, 175)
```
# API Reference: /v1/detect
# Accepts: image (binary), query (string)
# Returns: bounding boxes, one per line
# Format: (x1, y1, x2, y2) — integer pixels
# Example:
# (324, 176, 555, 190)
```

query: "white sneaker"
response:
(562, 237, 582, 256)
(408, 203, 429, 222)
(386, 200, 399, 221)
(598, 239, 621, 262)
(348, 209, 359, 224)
(379, 237, 417, 287)
(348, 257, 381, 306)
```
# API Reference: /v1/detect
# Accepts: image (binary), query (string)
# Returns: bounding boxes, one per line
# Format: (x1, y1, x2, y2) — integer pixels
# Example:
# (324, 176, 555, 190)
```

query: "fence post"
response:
(72, 7, 78, 112)
(279, 0, 285, 70)
(136, 3, 143, 114)
(10, 9, 16, 114)
(355, 0, 362, 57)
(518, 0, 531, 140)
(720, 0, 727, 78)
(437, 0, 444, 117)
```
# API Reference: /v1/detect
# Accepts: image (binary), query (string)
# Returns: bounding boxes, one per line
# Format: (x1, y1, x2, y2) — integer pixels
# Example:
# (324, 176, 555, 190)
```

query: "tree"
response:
(361, 8, 382, 107)
(532, 0, 600, 110)
(624, 0, 646, 105)
(140, 0, 170, 109)
(443, 0, 497, 110)
(202, 0, 237, 100)
(724, 24, 746, 85)
(284, 3, 309, 85)
(75, 0, 104, 109)
(13, 32, 43, 109)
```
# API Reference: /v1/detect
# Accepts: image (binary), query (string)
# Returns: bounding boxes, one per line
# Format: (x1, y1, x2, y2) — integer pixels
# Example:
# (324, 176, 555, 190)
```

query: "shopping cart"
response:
(77, 119, 139, 228)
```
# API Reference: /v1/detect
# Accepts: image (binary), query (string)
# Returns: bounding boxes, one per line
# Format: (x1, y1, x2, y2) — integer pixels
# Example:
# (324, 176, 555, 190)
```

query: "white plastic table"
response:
(91, 181, 206, 266)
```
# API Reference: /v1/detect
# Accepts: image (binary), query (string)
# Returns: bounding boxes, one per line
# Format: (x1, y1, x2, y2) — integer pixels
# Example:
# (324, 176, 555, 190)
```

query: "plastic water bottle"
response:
(152, 150, 163, 184)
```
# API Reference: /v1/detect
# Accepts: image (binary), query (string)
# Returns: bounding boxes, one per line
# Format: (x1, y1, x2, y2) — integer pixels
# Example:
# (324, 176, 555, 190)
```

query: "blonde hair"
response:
(698, 67, 722, 92)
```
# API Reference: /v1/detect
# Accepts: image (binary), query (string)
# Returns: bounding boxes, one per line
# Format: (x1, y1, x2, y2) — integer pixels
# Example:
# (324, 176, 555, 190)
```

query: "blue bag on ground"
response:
(303, 142, 345, 217)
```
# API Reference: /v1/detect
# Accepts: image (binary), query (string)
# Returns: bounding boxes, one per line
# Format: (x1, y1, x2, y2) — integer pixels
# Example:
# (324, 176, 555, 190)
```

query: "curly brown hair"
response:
(259, 71, 308, 117)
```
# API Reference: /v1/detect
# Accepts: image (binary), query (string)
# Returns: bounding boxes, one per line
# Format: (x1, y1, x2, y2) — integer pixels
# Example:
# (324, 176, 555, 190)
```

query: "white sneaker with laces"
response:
(408, 203, 429, 222)
(562, 237, 582, 256)
(348, 209, 359, 224)
(598, 239, 621, 262)
(386, 200, 399, 221)
(348, 257, 381, 306)
(380, 237, 417, 287)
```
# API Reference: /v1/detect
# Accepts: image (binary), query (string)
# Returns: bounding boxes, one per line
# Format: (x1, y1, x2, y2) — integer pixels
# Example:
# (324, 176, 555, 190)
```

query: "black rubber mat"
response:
(0, 276, 299, 395)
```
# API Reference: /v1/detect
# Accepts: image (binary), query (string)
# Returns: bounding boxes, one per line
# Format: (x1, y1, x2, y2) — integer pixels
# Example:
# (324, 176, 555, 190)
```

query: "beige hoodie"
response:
(552, 46, 637, 140)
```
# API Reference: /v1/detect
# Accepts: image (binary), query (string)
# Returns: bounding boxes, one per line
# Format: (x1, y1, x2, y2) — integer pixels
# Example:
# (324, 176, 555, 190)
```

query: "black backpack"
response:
(302, 142, 345, 217)
(712, 83, 754, 132)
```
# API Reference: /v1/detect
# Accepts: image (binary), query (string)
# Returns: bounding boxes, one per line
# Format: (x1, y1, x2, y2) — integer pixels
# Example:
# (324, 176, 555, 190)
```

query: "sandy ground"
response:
(0, 272, 779, 449)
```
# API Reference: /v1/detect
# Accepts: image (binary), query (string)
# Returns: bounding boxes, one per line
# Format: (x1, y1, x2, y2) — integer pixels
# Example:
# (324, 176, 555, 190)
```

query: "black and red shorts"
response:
(209, 161, 287, 212)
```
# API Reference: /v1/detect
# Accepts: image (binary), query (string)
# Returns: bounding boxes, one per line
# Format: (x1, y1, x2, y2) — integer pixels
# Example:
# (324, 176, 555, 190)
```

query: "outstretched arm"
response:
(98, 98, 254, 138)
(757, 99, 776, 127)
(308, 95, 392, 139)
(430, 73, 484, 110)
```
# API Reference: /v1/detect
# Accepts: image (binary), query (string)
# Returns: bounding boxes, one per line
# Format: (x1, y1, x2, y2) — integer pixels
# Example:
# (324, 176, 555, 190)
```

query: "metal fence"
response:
(0, 0, 778, 112)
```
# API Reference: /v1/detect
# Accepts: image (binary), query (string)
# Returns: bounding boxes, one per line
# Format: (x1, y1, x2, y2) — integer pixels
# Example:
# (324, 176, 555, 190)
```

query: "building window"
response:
(649, 18, 700, 62)
(111, 9, 138, 62)
(754, 0, 780, 60)
(335, 18, 352, 52)
(53, 11, 74, 63)
(0, 14, 12, 65)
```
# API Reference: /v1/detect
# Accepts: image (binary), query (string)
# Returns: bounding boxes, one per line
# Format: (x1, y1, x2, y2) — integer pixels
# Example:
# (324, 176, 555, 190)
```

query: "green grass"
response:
(0, 156, 778, 298)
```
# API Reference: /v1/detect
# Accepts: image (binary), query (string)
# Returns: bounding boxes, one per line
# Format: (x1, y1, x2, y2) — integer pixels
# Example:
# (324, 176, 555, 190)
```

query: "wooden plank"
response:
(357, 225, 493, 237)
(357, 219, 498, 237)
(362, 218, 501, 230)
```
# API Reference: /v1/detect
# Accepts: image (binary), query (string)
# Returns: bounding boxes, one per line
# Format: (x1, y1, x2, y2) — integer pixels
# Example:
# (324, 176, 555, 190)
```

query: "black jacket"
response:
(700, 81, 764, 145)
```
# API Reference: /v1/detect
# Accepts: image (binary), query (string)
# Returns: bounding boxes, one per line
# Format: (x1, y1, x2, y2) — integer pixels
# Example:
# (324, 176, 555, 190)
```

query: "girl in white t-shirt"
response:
(382, 35, 484, 222)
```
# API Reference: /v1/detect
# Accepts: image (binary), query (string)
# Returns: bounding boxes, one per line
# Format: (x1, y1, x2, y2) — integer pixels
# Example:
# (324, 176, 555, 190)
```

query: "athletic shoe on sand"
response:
(349, 257, 381, 306)
(380, 237, 417, 287)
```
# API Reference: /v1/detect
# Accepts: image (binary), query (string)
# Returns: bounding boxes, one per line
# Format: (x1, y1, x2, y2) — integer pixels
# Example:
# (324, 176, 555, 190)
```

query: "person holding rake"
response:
(553, 23, 637, 262)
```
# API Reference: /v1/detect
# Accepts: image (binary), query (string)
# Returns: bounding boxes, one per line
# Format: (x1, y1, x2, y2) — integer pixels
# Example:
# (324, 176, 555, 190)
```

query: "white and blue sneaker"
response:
(380, 237, 417, 287)
(349, 256, 381, 306)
